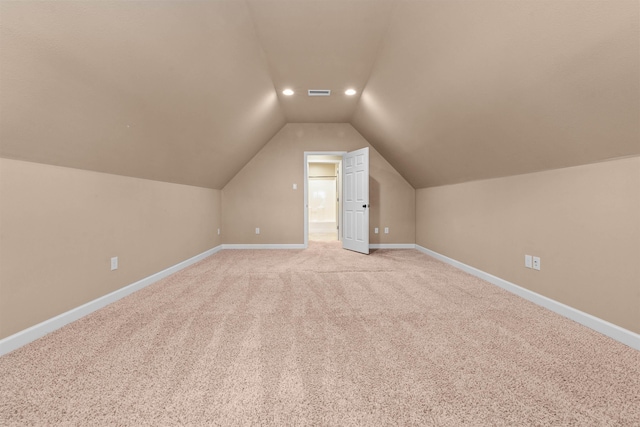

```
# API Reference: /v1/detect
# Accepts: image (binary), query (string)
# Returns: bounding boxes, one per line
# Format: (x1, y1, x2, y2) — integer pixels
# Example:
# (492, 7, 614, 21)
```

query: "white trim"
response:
(0, 245, 223, 357)
(415, 245, 640, 351)
(370, 243, 416, 249)
(222, 244, 305, 250)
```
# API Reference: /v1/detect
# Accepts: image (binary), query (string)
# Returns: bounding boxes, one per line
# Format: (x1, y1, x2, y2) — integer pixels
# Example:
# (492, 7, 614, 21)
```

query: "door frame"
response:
(304, 151, 346, 248)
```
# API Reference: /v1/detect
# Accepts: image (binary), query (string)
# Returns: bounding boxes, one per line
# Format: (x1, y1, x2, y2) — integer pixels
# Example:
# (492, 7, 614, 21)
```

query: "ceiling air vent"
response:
(308, 89, 331, 97)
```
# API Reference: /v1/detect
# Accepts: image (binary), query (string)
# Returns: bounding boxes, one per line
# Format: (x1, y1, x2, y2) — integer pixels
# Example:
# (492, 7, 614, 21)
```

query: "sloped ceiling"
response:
(0, 1, 286, 189)
(352, 0, 640, 188)
(248, 0, 394, 123)
(1, 0, 638, 189)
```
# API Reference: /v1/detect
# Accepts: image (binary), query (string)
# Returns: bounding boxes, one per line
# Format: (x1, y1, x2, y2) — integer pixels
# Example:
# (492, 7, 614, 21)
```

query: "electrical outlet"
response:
(218, 228, 221, 235)
(374, 227, 379, 234)
(110, 257, 118, 271)
(533, 256, 541, 271)
(293, 183, 297, 190)
(525, 255, 532, 269)
(255, 227, 260, 235)
(384, 227, 389, 234)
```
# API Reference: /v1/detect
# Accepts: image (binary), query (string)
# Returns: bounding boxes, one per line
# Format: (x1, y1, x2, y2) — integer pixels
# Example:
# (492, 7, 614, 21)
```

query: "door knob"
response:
(362, 204, 369, 208)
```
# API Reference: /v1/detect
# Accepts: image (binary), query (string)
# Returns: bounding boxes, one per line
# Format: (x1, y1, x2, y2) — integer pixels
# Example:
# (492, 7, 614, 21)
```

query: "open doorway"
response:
(304, 153, 344, 246)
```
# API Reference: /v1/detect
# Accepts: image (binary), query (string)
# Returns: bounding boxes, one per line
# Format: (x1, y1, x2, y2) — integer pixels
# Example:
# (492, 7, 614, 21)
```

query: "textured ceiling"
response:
(1, 0, 638, 189)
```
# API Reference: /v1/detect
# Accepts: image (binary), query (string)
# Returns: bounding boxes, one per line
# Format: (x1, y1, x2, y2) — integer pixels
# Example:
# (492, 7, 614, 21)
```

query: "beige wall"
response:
(0, 159, 221, 339)
(416, 157, 640, 333)
(222, 123, 415, 244)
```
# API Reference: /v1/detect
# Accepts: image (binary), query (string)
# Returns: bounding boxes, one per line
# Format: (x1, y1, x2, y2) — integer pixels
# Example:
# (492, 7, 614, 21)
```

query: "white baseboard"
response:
(370, 243, 416, 249)
(222, 244, 306, 250)
(415, 245, 640, 351)
(5, 243, 637, 356)
(0, 245, 223, 357)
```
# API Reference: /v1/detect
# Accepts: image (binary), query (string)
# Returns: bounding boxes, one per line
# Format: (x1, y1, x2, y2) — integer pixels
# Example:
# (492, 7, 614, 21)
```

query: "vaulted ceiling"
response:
(1, 1, 638, 189)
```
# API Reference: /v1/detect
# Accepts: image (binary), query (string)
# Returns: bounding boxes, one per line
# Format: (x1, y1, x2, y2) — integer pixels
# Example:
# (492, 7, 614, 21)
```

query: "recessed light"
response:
(345, 89, 357, 96)
(282, 89, 294, 96)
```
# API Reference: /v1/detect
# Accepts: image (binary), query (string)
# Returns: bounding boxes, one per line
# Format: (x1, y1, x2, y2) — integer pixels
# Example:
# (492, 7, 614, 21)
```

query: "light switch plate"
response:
(525, 255, 532, 269)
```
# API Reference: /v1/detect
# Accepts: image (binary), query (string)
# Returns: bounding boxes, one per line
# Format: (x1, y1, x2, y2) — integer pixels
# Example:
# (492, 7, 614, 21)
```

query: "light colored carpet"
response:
(1, 241, 639, 426)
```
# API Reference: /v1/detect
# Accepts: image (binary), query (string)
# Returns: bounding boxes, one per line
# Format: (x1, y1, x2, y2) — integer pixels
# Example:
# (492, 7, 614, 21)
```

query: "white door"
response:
(342, 147, 369, 254)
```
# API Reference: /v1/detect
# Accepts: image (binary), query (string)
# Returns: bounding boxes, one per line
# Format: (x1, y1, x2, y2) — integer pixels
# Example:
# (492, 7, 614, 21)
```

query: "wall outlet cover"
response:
(525, 255, 532, 268)
(255, 228, 260, 235)
(533, 256, 541, 271)
(110, 257, 118, 271)
(374, 227, 379, 234)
